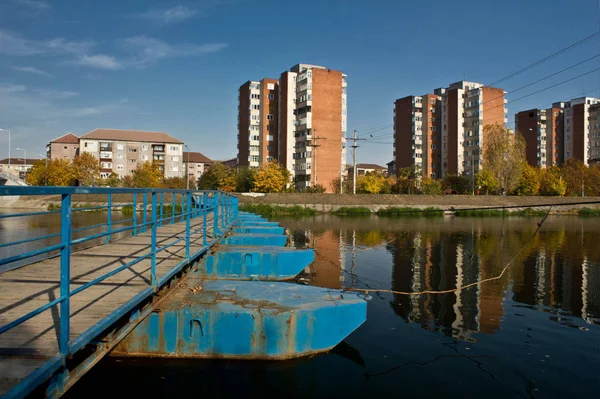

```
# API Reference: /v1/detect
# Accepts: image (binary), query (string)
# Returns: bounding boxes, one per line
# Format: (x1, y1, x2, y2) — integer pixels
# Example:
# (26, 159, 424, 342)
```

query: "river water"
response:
(2, 212, 598, 398)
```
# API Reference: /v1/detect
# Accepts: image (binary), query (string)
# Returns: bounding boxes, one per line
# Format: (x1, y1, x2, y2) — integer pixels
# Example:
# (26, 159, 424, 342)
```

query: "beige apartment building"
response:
(394, 81, 506, 179)
(0, 158, 41, 179)
(183, 151, 214, 182)
(78, 129, 184, 179)
(46, 133, 80, 161)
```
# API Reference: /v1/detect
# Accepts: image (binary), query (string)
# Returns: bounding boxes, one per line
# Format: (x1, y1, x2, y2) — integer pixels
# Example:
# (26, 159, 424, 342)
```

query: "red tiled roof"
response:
(347, 163, 387, 171)
(50, 132, 79, 144)
(183, 151, 213, 164)
(80, 128, 183, 144)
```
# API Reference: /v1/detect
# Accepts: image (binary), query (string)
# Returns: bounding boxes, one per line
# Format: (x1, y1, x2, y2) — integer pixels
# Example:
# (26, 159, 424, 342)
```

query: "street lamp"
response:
(0, 128, 10, 169)
(15, 147, 27, 180)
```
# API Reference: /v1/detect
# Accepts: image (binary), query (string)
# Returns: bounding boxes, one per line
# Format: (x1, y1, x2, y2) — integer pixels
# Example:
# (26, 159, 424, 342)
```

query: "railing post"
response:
(180, 192, 185, 223)
(186, 192, 191, 259)
(159, 192, 164, 227)
(171, 192, 176, 224)
(132, 193, 138, 236)
(151, 192, 157, 288)
(213, 191, 220, 236)
(142, 193, 148, 233)
(105, 193, 112, 244)
(203, 192, 208, 246)
(60, 193, 72, 356)
(220, 192, 225, 230)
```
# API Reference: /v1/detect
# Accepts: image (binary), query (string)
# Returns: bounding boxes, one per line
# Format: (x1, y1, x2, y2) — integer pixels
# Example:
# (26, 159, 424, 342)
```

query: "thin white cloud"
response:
(0, 29, 94, 56)
(13, 0, 51, 13)
(13, 66, 52, 77)
(139, 5, 197, 25)
(0, 83, 27, 95)
(36, 89, 79, 99)
(122, 36, 227, 67)
(77, 54, 122, 70)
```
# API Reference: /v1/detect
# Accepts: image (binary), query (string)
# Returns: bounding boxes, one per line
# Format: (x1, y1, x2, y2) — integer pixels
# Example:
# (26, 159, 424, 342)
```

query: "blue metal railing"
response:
(0, 186, 239, 399)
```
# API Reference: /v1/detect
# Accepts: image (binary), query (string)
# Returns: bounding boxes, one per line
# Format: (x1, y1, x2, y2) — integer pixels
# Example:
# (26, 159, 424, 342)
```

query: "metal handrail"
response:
(0, 186, 239, 399)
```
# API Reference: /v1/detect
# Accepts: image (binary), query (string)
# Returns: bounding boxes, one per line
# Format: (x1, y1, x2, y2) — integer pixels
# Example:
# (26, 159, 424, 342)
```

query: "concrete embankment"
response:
(234, 193, 600, 214)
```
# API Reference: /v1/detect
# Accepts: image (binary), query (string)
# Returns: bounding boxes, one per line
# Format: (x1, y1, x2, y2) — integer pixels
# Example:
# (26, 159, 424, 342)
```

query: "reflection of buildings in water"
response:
(513, 246, 600, 324)
(389, 230, 506, 339)
(309, 229, 345, 289)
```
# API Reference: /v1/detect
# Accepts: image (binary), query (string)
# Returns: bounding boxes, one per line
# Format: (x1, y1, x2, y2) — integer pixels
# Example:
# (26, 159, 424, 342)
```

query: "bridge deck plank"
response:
(0, 216, 215, 396)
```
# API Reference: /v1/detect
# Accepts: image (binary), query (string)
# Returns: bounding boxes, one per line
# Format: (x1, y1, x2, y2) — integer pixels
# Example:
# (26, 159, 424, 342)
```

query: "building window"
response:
(117, 154, 124, 159)
(101, 162, 112, 169)
(268, 94, 275, 100)
(141, 155, 148, 161)
(129, 159, 137, 163)
(171, 166, 179, 172)
(142, 145, 149, 151)
(267, 135, 274, 141)
(117, 165, 124, 171)
(117, 144, 124, 150)
(128, 148, 137, 153)
(266, 114, 274, 121)
(63, 146, 67, 149)
(267, 83, 275, 90)
(172, 156, 179, 162)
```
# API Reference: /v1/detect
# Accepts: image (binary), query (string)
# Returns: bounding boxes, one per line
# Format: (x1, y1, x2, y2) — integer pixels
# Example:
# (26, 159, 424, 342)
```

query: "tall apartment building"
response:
(46, 133, 80, 161)
(515, 107, 564, 168)
(237, 78, 279, 168)
(79, 129, 184, 179)
(435, 81, 507, 177)
(561, 97, 600, 165)
(237, 63, 347, 192)
(393, 94, 442, 178)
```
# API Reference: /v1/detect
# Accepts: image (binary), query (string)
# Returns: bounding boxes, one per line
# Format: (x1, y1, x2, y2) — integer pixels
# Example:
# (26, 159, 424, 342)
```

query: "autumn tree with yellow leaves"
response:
(253, 160, 290, 193)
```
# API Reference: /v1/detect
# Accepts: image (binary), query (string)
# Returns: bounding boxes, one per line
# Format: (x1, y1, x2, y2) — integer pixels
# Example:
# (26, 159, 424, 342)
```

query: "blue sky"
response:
(1, 0, 599, 164)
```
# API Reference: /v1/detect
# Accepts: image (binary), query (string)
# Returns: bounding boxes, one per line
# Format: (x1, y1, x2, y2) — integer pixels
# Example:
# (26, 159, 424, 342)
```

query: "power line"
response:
(487, 30, 600, 87)
(479, 54, 600, 108)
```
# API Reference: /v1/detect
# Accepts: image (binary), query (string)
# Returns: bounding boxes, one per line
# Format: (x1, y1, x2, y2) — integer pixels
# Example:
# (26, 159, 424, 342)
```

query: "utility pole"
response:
(346, 130, 366, 194)
(582, 166, 585, 197)
(340, 138, 344, 193)
(472, 154, 475, 196)
(308, 129, 325, 189)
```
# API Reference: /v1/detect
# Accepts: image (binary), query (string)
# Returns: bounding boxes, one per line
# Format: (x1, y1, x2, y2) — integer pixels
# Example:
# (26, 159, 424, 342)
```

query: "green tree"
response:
(236, 167, 256, 192)
(540, 166, 566, 196)
(394, 166, 419, 194)
(442, 174, 471, 194)
(197, 163, 237, 191)
(476, 168, 500, 195)
(513, 164, 541, 196)
(132, 162, 163, 188)
(253, 160, 290, 193)
(483, 123, 526, 194)
(421, 177, 443, 195)
(73, 152, 101, 186)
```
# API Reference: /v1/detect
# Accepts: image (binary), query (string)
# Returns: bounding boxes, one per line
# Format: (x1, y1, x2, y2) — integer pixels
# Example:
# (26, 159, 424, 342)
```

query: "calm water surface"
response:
(3, 212, 597, 398)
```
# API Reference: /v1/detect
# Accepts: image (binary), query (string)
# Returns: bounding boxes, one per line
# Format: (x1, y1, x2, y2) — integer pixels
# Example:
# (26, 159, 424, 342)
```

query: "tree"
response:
(330, 176, 352, 194)
(540, 166, 566, 196)
(26, 159, 75, 186)
(197, 163, 237, 191)
(253, 160, 290, 193)
(421, 177, 443, 195)
(442, 175, 471, 194)
(358, 174, 386, 194)
(476, 168, 500, 195)
(102, 172, 122, 188)
(163, 176, 187, 189)
(513, 164, 540, 196)
(305, 184, 326, 193)
(395, 166, 419, 194)
(236, 167, 256, 192)
(560, 158, 587, 196)
(73, 152, 101, 186)
(132, 162, 163, 188)
(483, 123, 526, 194)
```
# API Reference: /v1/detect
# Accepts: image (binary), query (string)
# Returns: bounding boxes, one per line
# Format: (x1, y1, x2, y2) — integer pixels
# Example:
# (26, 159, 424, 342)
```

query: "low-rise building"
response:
(78, 129, 184, 179)
(0, 158, 42, 180)
(46, 133, 79, 161)
(346, 163, 388, 179)
(183, 151, 214, 182)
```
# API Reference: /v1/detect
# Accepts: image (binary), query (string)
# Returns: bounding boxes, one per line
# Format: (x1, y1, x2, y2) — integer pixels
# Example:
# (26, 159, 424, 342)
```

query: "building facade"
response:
(237, 63, 347, 192)
(78, 129, 184, 179)
(515, 107, 564, 168)
(394, 94, 442, 178)
(436, 81, 507, 177)
(561, 97, 600, 165)
(237, 78, 279, 169)
(46, 133, 80, 161)
(394, 81, 506, 179)
(183, 151, 214, 182)
(0, 158, 41, 179)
